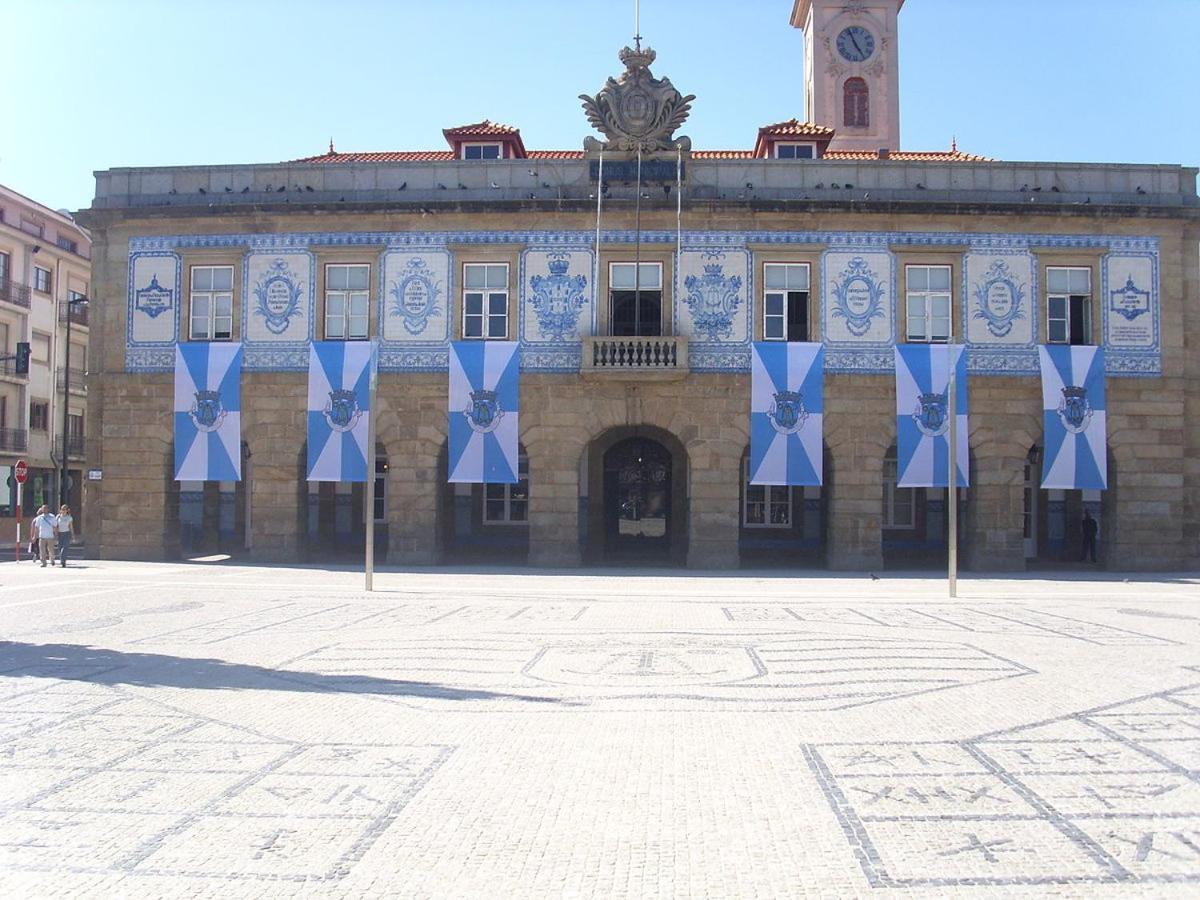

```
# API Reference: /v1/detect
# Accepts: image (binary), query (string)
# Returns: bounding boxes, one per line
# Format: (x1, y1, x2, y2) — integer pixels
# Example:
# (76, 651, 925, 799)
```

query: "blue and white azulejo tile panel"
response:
(674, 249, 751, 345)
(964, 251, 1035, 347)
(129, 253, 180, 345)
(381, 250, 450, 344)
(243, 251, 314, 345)
(520, 249, 594, 344)
(1102, 252, 1159, 374)
(821, 250, 894, 349)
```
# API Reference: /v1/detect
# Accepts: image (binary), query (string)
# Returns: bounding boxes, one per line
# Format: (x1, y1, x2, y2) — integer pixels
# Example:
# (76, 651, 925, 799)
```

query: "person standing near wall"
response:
(1081, 509, 1099, 564)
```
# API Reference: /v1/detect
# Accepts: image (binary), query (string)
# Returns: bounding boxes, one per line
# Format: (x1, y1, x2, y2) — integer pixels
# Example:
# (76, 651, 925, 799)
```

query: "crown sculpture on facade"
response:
(580, 44, 695, 154)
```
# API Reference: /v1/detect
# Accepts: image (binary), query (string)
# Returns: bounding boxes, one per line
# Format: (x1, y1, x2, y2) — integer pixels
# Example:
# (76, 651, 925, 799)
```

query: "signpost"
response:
(13, 459, 27, 563)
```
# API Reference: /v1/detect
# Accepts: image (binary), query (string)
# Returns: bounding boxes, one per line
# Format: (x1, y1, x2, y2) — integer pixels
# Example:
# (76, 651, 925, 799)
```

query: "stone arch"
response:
(438, 440, 530, 564)
(582, 424, 690, 565)
(737, 442, 831, 568)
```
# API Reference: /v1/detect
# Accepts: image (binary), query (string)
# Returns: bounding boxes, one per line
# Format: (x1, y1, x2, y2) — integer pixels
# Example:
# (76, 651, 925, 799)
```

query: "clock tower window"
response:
(843, 77, 869, 128)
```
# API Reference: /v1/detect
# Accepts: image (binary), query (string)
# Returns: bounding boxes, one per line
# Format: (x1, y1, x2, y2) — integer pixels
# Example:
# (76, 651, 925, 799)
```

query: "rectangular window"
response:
(0, 252, 9, 285)
(33, 266, 52, 294)
(33, 333, 50, 362)
(484, 452, 529, 523)
(463, 263, 509, 339)
(774, 143, 816, 159)
(374, 456, 387, 523)
(609, 262, 663, 336)
(763, 263, 810, 341)
(905, 265, 952, 343)
(324, 264, 370, 340)
(189, 266, 234, 340)
(56, 236, 79, 254)
(1046, 267, 1092, 345)
(743, 459, 792, 527)
(29, 401, 49, 431)
(463, 143, 502, 160)
(20, 218, 44, 238)
(883, 456, 915, 528)
(68, 413, 84, 439)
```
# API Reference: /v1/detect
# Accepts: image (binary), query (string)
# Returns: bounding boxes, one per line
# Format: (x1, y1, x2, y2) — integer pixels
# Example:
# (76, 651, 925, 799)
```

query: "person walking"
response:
(1080, 508, 1099, 563)
(55, 504, 75, 568)
(31, 505, 58, 568)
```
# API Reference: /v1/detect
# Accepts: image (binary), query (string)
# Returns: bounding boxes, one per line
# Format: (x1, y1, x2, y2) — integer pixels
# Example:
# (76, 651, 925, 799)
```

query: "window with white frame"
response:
(905, 264, 952, 342)
(743, 458, 792, 527)
(609, 261, 663, 336)
(324, 264, 370, 340)
(763, 263, 810, 341)
(883, 453, 915, 528)
(1046, 267, 1092, 345)
(33, 266, 51, 294)
(484, 450, 529, 523)
(774, 143, 816, 159)
(463, 263, 508, 339)
(463, 143, 502, 160)
(189, 266, 234, 340)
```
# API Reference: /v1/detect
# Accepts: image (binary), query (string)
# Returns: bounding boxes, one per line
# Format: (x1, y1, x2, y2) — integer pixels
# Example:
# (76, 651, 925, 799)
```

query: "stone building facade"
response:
(78, 2, 1200, 570)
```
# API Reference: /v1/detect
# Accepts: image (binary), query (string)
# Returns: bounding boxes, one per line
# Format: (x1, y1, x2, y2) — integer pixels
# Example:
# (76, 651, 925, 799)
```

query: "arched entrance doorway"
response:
(604, 437, 672, 563)
(880, 443, 967, 569)
(1024, 444, 1113, 567)
(438, 443, 530, 564)
(582, 426, 688, 565)
(172, 440, 251, 558)
(737, 444, 830, 567)
(300, 442, 389, 562)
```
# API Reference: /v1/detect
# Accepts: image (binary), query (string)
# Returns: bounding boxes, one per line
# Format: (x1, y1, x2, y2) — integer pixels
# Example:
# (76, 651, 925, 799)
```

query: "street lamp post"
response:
(60, 294, 88, 506)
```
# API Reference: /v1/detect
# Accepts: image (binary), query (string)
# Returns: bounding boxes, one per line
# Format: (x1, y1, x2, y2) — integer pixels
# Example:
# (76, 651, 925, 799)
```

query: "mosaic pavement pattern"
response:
(0, 563, 1198, 897)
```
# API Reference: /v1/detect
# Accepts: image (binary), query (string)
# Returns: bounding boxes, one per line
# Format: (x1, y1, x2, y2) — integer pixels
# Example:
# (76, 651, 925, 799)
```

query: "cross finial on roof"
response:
(951, 135, 958, 152)
(329, 137, 336, 154)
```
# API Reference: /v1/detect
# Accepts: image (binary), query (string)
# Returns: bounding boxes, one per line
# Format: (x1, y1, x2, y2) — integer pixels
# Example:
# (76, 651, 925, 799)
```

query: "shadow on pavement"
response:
(0, 641, 564, 704)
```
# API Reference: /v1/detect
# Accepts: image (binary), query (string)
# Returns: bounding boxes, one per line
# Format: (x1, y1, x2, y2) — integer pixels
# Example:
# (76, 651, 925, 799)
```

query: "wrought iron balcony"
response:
(57, 367, 87, 394)
(59, 303, 89, 326)
(65, 434, 86, 459)
(0, 428, 28, 453)
(581, 336, 689, 380)
(0, 358, 29, 381)
(0, 278, 31, 309)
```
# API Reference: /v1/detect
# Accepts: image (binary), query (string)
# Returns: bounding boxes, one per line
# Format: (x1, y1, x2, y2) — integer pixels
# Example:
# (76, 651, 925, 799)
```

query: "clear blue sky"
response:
(4, 0, 1198, 213)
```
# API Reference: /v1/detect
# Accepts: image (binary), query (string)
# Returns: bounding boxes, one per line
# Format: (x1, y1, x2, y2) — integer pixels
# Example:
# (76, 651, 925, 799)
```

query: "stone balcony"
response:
(581, 336, 688, 380)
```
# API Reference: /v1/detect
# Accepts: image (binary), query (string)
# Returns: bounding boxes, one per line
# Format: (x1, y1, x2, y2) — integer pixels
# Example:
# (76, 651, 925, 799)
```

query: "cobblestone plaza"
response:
(2, 562, 1199, 896)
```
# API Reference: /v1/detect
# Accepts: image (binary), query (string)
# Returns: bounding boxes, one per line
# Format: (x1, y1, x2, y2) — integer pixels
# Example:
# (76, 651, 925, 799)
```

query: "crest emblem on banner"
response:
(1057, 385, 1093, 433)
(831, 257, 886, 337)
(972, 259, 1026, 337)
(190, 390, 226, 433)
(135, 273, 174, 319)
(530, 253, 588, 341)
(913, 391, 950, 437)
(253, 259, 304, 335)
(683, 252, 743, 342)
(390, 258, 442, 336)
(465, 389, 503, 433)
(767, 390, 808, 435)
(324, 389, 362, 433)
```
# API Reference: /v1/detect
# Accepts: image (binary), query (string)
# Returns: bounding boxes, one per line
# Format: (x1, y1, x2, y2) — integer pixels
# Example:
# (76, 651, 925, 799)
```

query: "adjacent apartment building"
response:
(0, 184, 90, 538)
(77, 0, 1200, 569)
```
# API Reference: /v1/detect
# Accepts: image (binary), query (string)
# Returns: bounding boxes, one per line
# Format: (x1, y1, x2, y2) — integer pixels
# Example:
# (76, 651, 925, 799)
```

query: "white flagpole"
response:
(947, 344, 958, 598)
(364, 342, 379, 592)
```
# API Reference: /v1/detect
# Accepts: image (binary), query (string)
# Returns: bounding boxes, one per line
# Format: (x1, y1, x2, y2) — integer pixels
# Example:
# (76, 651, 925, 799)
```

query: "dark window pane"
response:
(786, 291, 808, 341)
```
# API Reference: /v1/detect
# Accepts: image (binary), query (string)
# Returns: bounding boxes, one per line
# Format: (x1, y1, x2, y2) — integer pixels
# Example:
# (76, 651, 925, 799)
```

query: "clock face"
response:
(836, 26, 876, 62)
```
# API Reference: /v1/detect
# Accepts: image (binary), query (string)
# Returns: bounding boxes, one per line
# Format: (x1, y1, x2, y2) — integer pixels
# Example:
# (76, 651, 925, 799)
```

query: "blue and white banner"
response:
(1039, 345, 1107, 490)
(894, 344, 969, 488)
(174, 343, 242, 482)
(749, 342, 823, 485)
(448, 341, 520, 483)
(307, 341, 375, 482)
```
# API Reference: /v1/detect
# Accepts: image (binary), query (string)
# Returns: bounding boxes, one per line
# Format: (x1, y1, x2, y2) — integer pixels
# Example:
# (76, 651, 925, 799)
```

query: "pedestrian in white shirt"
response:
(32, 505, 58, 568)
(55, 504, 75, 568)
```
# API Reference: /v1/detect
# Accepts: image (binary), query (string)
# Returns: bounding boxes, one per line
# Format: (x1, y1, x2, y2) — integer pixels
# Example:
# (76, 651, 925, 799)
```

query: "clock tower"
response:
(791, 0, 904, 153)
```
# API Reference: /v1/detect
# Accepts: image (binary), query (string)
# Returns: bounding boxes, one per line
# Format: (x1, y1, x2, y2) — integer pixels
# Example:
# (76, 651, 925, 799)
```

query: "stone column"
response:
(386, 438, 440, 564)
(964, 452, 1025, 571)
(825, 441, 885, 571)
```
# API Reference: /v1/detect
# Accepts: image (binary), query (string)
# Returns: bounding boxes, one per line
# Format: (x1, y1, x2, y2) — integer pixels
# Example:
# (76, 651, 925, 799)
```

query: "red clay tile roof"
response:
(291, 150, 455, 164)
(442, 120, 521, 138)
(693, 150, 755, 160)
(757, 118, 837, 139)
(823, 149, 993, 162)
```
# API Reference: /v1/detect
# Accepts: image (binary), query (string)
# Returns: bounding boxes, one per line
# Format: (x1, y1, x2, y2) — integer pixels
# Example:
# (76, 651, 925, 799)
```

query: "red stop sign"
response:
(14, 460, 28, 484)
